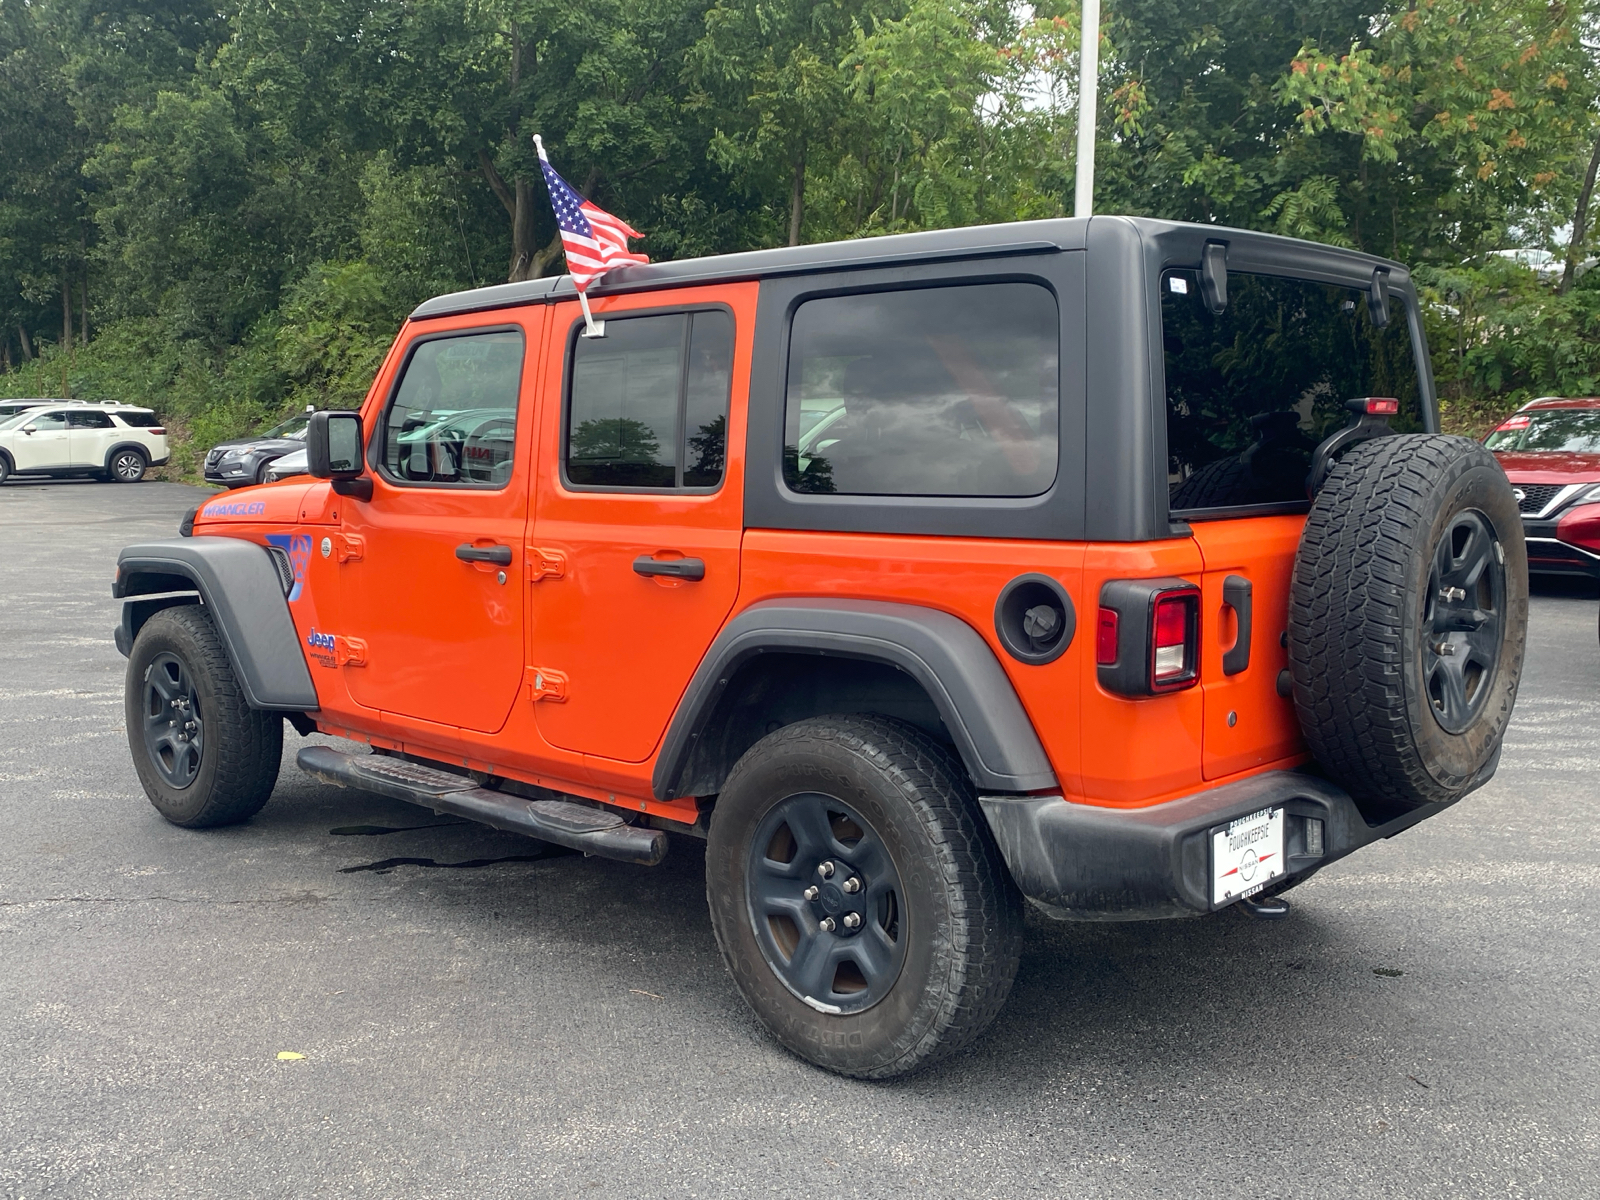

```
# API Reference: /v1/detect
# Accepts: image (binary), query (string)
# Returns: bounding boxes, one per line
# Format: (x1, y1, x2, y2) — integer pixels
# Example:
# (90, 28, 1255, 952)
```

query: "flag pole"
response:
(1074, 0, 1100, 219)
(577, 288, 603, 338)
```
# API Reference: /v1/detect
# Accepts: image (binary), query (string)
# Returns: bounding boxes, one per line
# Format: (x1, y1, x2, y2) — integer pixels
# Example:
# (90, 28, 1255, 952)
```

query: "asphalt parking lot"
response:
(2, 477, 1598, 1199)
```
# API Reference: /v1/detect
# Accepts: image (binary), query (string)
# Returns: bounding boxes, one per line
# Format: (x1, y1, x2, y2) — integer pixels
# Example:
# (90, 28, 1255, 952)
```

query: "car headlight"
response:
(1583, 484, 1600, 503)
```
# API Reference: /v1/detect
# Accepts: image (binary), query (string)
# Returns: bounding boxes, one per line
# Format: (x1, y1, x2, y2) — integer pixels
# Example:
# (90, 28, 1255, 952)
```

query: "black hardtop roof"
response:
(409, 215, 1409, 322)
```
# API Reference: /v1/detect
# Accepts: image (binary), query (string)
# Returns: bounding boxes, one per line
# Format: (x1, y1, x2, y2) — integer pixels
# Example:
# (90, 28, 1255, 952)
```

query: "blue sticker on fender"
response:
(264, 533, 312, 601)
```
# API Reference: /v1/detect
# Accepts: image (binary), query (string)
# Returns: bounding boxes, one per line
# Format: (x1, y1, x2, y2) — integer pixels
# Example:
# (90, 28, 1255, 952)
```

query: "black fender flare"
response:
(652, 598, 1057, 798)
(113, 536, 319, 711)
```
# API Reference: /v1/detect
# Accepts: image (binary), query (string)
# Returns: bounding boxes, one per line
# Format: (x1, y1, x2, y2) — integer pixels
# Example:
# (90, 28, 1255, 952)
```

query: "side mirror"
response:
(20, 425, 35, 434)
(1200, 241, 1229, 314)
(1367, 267, 1391, 328)
(307, 410, 372, 499)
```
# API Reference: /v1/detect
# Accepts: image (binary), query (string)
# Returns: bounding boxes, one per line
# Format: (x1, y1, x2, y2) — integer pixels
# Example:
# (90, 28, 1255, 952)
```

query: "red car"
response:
(1485, 397, 1600, 577)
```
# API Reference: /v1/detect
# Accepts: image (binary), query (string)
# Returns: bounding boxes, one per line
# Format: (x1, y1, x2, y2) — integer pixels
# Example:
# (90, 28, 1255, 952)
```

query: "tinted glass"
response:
(1484, 409, 1600, 453)
(382, 331, 523, 486)
(684, 311, 733, 487)
(67, 410, 114, 428)
(566, 310, 734, 489)
(1163, 270, 1422, 511)
(783, 283, 1059, 497)
(115, 412, 162, 428)
(263, 414, 310, 439)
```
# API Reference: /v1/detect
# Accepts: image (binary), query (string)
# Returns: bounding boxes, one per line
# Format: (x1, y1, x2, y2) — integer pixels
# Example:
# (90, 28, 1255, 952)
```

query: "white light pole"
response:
(1074, 0, 1100, 218)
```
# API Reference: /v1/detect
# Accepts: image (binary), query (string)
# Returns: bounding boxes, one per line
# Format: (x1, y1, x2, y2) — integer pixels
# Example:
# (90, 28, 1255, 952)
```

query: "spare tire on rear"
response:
(1288, 434, 1527, 815)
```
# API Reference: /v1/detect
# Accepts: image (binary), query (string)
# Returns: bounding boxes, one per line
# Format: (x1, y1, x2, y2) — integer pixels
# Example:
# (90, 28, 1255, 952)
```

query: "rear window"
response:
(1485, 409, 1600, 453)
(783, 283, 1059, 497)
(1162, 269, 1423, 512)
(115, 411, 162, 428)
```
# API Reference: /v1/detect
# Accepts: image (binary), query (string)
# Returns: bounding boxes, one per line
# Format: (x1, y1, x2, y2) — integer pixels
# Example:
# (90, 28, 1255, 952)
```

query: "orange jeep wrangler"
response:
(116, 217, 1527, 1078)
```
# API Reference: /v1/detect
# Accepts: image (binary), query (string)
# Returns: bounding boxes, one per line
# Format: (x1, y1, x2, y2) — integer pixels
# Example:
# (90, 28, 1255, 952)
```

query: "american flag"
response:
(534, 136, 648, 291)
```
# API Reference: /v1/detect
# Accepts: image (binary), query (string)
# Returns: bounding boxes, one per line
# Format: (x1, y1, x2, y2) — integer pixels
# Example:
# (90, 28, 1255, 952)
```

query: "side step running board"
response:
(297, 746, 667, 866)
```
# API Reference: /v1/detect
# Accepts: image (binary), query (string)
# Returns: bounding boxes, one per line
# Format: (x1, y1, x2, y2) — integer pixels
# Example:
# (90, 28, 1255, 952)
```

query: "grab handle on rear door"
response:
(633, 555, 705, 581)
(1222, 574, 1252, 676)
(456, 543, 512, 566)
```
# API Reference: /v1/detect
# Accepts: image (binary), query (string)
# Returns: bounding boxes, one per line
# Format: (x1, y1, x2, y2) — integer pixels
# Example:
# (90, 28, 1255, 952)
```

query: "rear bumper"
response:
(979, 764, 1489, 921)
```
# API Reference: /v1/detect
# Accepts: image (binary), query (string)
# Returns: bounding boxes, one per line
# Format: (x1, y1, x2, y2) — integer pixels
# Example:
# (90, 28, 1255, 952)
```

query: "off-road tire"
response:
(110, 447, 147, 483)
(1289, 435, 1527, 813)
(706, 714, 1023, 1079)
(125, 605, 282, 827)
(1170, 454, 1251, 510)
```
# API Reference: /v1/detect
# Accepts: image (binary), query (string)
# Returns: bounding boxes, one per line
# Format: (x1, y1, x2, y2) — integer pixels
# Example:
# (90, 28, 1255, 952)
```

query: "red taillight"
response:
(1361, 397, 1400, 416)
(1150, 588, 1199, 689)
(1096, 607, 1119, 665)
(149, 427, 165, 436)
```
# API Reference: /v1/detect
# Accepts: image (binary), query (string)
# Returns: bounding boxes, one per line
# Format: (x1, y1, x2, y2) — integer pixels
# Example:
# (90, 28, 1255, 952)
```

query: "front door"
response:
(339, 316, 542, 734)
(13, 410, 70, 470)
(527, 286, 754, 763)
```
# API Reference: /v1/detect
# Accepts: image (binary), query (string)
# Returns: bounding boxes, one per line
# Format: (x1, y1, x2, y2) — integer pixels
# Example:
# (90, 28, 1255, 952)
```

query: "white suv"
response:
(0, 402, 170, 485)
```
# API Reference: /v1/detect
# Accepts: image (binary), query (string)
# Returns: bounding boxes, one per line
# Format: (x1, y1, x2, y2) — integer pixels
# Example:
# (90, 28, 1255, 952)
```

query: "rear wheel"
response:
(706, 715, 1023, 1079)
(110, 447, 147, 483)
(1289, 435, 1527, 814)
(0, 453, 10, 485)
(125, 605, 282, 827)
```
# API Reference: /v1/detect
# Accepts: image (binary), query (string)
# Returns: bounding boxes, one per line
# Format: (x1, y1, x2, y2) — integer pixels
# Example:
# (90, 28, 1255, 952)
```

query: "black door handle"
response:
(456, 543, 512, 566)
(633, 555, 705, 581)
(1222, 574, 1253, 676)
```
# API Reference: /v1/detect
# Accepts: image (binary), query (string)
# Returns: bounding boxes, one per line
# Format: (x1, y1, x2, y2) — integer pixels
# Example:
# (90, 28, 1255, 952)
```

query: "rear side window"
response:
(783, 283, 1059, 497)
(115, 412, 162, 428)
(381, 330, 524, 487)
(1162, 269, 1422, 512)
(67, 410, 114, 428)
(565, 309, 733, 490)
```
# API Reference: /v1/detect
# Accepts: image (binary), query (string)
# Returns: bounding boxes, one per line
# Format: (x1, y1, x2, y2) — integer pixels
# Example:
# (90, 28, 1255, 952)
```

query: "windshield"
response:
(261, 414, 310, 439)
(1485, 409, 1600, 453)
(1162, 269, 1423, 512)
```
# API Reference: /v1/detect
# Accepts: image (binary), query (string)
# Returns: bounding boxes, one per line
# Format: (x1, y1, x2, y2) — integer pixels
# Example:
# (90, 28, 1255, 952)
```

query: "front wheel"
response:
(125, 605, 282, 827)
(706, 715, 1023, 1079)
(110, 448, 147, 483)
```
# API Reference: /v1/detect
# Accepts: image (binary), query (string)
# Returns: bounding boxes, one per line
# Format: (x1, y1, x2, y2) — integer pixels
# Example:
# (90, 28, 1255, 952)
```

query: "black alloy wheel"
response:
(142, 651, 205, 788)
(1422, 510, 1506, 734)
(111, 448, 147, 482)
(746, 792, 907, 1014)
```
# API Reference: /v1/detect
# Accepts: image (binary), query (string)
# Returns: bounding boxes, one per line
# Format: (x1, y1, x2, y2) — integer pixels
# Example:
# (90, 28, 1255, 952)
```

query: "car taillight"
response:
(1095, 607, 1119, 665)
(149, 427, 165, 436)
(1150, 587, 1199, 690)
(1096, 579, 1200, 697)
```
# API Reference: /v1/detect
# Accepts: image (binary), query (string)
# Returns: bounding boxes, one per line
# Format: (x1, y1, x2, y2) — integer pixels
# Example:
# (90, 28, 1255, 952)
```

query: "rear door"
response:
(67, 409, 117, 468)
(526, 284, 754, 763)
(338, 314, 543, 734)
(1159, 264, 1426, 779)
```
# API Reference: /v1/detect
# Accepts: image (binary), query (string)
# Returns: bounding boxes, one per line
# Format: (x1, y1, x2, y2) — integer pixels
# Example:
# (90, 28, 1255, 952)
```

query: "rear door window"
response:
(380, 330, 524, 488)
(565, 309, 734, 490)
(66, 411, 114, 428)
(783, 283, 1059, 497)
(1162, 270, 1422, 512)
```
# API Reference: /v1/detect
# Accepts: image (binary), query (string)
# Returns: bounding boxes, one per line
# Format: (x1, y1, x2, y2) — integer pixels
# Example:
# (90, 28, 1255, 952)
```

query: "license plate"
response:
(1212, 807, 1285, 906)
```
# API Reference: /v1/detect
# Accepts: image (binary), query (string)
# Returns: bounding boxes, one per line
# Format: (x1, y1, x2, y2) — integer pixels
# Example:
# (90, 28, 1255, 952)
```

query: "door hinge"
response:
(526, 548, 566, 582)
(525, 666, 568, 702)
(335, 635, 368, 667)
(335, 534, 365, 563)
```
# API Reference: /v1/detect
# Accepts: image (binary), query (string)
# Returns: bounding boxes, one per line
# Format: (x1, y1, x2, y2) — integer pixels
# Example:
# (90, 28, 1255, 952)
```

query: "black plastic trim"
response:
(993, 573, 1076, 665)
(1221, 574, 1252, 676)
(653, 598, 1057, 798)
(114, 537, 319, 711)
(1096, 577, 1199, 697)
(979, 768, 1476, 921)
